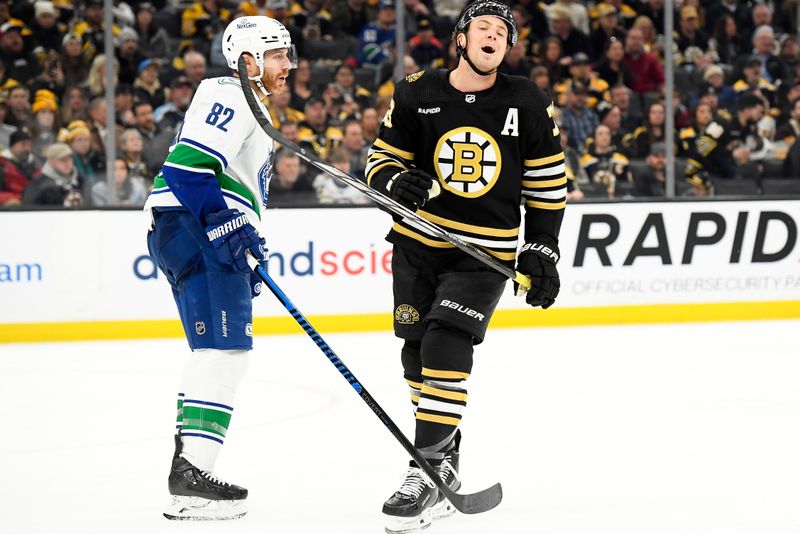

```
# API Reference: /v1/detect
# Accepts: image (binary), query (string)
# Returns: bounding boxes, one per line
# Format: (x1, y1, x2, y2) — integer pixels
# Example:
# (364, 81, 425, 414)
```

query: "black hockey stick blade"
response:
(235, 56, 532, 292)
(246, 253, 503, 514)
(441, 481, 503, 515)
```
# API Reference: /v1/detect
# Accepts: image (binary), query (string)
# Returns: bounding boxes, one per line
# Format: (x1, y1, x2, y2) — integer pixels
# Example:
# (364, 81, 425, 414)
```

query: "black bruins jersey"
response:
(683, 119, 736, 186)
(367, 69, 566, 264)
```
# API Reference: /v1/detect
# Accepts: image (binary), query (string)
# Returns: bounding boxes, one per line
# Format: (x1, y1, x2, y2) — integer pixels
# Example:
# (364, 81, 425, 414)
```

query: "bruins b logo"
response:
(434, 127, 501, 198)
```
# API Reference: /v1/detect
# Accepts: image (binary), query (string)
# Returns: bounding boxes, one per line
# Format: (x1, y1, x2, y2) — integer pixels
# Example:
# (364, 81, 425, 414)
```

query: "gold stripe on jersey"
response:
(526, 199, 567, 210)
(522, 177, 568, 189)
(422, 367, 470, 380)
(373, 138, 415, 160)
(366, 141, 413, 186)
(416, 210, 519, 237)
(366, 160, 408, 185)
(525, 153, 565, 167)
(393, 223, 456, 249)
(523, 149, 567, 213)
(392, 223, 518, 261)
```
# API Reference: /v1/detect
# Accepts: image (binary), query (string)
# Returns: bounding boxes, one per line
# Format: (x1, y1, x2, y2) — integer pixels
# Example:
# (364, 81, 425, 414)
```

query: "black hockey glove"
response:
(386, 169, 440, 212)
(515, 236, 560, 309)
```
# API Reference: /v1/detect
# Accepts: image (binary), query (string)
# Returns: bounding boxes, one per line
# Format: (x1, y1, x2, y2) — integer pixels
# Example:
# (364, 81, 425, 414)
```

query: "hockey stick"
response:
(247, 253, 503, 514)
(237, 56, 531, 292)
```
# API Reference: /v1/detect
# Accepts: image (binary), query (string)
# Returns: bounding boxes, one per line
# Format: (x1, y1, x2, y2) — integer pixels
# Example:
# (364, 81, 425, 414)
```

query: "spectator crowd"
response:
(0, 0, 799, 208)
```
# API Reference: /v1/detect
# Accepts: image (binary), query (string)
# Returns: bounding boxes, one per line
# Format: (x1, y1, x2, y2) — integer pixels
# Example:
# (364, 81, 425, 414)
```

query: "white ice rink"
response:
(2, 320, 800, 534)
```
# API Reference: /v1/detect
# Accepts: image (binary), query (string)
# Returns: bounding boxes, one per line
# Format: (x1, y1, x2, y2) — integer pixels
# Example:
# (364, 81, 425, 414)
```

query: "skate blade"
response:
(430, 497, 457, 521)
(383, 508, 433, 534)
(163, 495, 247, 521)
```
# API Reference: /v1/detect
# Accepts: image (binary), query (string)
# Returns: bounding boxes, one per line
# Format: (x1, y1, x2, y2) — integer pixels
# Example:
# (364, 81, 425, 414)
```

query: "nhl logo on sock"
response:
(195, 322, 206, 335)
(395, 304, 420, 325)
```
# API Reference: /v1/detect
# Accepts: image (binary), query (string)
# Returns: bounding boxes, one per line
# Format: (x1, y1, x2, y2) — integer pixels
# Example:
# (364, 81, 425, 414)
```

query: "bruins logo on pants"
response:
(434, 126, 501, 198)
(395, 304, 420, 325)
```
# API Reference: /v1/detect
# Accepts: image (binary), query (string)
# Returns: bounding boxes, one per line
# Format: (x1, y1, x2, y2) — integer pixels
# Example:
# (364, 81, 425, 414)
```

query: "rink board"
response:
(1, 199, 799, 342)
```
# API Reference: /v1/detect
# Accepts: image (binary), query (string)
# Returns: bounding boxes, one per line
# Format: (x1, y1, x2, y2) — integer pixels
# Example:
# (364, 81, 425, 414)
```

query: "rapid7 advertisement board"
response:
(1, 199, 798, 341)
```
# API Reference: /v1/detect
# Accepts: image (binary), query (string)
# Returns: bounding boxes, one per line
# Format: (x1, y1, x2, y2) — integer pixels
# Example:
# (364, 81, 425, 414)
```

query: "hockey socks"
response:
(176, 348, 249, 472)
(414, 323, 473, 462)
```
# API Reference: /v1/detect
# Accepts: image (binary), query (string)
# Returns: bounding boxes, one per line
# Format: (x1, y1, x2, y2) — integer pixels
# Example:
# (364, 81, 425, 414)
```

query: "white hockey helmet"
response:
(221, 16, 297, 72)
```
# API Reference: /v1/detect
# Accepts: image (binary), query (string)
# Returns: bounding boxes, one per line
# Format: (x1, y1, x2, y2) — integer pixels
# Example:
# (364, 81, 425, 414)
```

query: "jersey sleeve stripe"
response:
(166, 143, 223, 174)
(526, 199, 567, 210)
(366, 160, 408, 185)
(522, 176, 568, 189)
(523, 188, 568, 200)
(365, 152, 409, 174)
(524, 163, 566, 177)
(524, 153, 564, 167)
(162, 161, 217, 176)
(179, 137, 229, 169)
(373, 138, 415, 160)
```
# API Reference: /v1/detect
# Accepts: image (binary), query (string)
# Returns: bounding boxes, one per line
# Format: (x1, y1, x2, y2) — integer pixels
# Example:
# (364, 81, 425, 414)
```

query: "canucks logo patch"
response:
(405, 70, 424, 83)
(434, 127, 501, 198)
(395, 304, 420, 325)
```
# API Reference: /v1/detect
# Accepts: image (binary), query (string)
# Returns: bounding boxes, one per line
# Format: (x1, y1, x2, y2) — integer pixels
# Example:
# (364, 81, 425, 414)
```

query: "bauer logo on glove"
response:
(515, 236, 561, 309)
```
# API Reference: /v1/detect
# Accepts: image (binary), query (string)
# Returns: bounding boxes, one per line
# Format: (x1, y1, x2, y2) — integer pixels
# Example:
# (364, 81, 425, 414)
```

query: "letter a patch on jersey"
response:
(501, 108, 519, 137)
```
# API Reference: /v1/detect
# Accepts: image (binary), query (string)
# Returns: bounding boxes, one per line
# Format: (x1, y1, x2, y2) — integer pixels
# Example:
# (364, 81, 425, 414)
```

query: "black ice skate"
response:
(383, 466, 439, 533)
(163, 435, 248, 521)
(431, 449, 461, 520)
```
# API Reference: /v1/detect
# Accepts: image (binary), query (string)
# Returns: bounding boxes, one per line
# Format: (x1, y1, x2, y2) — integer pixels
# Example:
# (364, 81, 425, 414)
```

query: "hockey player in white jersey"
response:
(143, 16, 296, 520)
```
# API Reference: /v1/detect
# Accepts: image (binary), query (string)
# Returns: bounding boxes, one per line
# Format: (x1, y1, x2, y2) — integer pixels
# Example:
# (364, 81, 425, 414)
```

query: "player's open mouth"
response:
(481, 45, 495, 54)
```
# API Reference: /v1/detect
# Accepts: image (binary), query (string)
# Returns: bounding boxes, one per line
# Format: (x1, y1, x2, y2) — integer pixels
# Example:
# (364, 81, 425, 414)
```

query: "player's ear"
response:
(456, 33, 466, 49)
(240, 53, 256, 75)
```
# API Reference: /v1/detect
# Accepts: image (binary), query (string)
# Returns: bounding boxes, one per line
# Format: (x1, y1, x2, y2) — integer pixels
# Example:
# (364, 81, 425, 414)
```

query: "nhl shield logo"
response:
(465, 94, 476, 103)
(395, 304, 420, 325)
(195, 322, 206, 335)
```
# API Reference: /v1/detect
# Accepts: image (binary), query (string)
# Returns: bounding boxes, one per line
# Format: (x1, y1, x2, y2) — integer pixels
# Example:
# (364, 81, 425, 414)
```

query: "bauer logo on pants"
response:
(395, 304, 420, 325)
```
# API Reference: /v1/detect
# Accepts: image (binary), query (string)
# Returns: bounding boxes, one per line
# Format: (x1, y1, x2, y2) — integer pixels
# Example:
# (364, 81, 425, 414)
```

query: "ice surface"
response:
(2, 321, 799, 534)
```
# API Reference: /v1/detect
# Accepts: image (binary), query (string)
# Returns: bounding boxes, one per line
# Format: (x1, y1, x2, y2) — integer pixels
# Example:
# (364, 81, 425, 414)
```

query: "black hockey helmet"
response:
(453, 0, 518, 50)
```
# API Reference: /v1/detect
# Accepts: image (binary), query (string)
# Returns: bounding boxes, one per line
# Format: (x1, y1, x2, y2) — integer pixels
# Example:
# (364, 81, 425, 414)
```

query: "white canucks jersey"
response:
(144, 76, 275, 224)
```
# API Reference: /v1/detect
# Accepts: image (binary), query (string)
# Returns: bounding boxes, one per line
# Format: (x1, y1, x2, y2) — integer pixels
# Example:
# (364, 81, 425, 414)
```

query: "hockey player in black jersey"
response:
(366, 1, 566, 532)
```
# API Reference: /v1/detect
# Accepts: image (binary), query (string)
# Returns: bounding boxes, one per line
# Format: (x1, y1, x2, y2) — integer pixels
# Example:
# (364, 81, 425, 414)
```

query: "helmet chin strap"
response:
(245, 62, 271, 97)
(457, 35, 498, 77)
